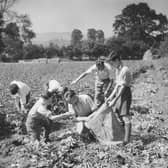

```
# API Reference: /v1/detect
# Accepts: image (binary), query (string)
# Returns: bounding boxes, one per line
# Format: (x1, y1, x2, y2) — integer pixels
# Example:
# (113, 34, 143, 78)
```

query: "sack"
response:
(86, 103, 125, 144)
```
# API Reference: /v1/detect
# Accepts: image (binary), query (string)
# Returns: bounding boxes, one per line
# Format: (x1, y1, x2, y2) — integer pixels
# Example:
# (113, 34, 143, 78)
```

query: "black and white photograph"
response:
(0, 0, 168, 167)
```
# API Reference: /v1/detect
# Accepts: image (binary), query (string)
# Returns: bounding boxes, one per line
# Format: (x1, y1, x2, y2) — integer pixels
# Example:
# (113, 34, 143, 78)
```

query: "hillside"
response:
(32, 32, 71, 47)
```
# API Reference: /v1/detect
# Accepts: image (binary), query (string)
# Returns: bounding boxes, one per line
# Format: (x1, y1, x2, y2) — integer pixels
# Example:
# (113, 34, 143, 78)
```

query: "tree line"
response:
(0, 1, 168, 62)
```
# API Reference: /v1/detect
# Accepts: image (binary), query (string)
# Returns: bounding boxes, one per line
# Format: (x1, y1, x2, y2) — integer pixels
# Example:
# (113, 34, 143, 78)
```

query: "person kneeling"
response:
(26, 92, 54, 143)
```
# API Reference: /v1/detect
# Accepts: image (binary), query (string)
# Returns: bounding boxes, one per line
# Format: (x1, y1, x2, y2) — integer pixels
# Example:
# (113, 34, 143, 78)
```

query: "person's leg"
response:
(42, 117, 52, 142)
(76, 121, 84, 134)
(26, 92, 31, 105)
(122, 115, 132, 144)
(26, 116, 41, 141)
(15, 97, 21, 112)
(117, 86, 132, 144)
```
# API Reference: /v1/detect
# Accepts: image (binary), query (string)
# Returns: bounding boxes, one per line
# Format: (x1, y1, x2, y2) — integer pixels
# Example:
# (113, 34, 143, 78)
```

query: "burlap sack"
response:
(86, 103, 125, 144)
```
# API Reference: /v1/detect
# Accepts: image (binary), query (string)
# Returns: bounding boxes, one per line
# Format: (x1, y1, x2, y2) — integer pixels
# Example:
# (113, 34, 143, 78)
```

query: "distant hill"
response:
(32, 32, 71, 47)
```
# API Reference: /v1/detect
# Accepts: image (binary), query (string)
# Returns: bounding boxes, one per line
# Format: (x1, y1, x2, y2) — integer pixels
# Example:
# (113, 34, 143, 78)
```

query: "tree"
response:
(105, 36, 125, 52)
(87, 28, 96, 42)
(45, 42, 60, 58)
(23, 44, 44, 60)
(71, 29, 83, 46)
(0, 12, 4, 57)
(2, 21, 23, 61)
(4, 22, 19, 39)
(3, 35, 23, 61)
(0, 0, 17, 14)
(96, 30, 105, 44)
(16, 14, 35, 45)
(113, 2, 168, 46)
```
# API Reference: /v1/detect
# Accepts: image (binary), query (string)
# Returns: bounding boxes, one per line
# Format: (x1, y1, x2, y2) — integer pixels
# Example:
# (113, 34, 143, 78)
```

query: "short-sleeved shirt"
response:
(86, 63, 112, 81)
(68, 94, 96, 117)
(115, 66, 132, 87)
(28, 97, 52, 118)
(48, 80, 63, 93)
(10, 81, 31, 104)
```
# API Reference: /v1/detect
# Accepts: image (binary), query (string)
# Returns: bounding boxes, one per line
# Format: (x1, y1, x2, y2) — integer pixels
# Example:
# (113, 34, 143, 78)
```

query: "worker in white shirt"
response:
(9, 80, 31, 114)
(52, 90, 97, 134)
(106, 51, 132, 145)
(71, 58, 113, 107)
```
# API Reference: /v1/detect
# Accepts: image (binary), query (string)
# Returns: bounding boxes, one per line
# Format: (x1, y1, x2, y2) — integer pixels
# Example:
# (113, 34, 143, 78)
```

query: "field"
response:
(1, 59, 168, 167)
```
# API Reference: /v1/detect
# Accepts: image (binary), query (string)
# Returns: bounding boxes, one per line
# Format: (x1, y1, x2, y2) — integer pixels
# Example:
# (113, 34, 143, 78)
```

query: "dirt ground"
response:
(1, 59, 168, 168)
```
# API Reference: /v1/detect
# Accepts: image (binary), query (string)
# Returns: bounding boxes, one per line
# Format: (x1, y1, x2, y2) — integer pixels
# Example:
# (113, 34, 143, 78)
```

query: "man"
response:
(10, 80, 31, 114)
(53, 90, 97, 134)
(105, 51, 132, 145)
(71, 58, 113, 107)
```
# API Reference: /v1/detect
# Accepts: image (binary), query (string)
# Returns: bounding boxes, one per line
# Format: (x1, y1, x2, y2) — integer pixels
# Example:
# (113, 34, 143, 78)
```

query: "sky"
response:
(12, 0, 168, 38)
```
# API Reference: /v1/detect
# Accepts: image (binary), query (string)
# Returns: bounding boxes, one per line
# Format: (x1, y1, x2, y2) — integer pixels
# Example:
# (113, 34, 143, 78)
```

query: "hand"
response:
(105, 97, 112, 106)
(104, 91, 108, 98)
(108, 99, 116, 107)
(75, 117, 88, 122)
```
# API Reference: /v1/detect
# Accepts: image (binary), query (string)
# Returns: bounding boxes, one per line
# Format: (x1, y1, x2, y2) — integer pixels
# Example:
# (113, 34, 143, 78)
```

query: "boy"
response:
(106, 51, 132, 145)
(53, 90, 97, 134)
(71, 58, 113, 107)
(26, 92, 54, 142)
(10, 80, 31, 114)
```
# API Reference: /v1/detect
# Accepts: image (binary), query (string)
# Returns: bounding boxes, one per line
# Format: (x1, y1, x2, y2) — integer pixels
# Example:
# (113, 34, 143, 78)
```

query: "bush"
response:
(158, 35, 168, 58)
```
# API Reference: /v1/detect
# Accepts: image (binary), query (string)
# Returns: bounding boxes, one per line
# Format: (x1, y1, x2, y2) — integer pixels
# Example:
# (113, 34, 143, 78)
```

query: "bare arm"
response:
(49, 111, 74, 121)
(71, 71, 89, 84)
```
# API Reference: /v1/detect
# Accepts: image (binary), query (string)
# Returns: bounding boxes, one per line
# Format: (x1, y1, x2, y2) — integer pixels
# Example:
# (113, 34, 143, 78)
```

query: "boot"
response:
(123, 123, 131, 145)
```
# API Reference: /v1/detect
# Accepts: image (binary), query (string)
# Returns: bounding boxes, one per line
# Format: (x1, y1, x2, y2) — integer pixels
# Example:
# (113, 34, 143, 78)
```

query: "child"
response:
(106, 51, 132, 145)
(9, 80, 31, 114)
(71, 58, 113, 107)
(52, 90, 97, 134)
(26, 92, 54, 142)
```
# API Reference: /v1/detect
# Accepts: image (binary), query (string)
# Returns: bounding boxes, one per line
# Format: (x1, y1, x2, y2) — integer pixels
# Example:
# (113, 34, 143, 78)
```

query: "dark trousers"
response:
(26, 112, 51, 141)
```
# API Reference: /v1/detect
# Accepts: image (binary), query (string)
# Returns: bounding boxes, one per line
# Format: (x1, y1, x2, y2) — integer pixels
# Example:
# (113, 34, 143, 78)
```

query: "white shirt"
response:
(48, 80, 63, 93)
(68, 94, 96, 117)
(86, 63, 112, 80)
(10, 80, 31, 105)
(28, 97, 52, 118)
(115, 66, 132, 86)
